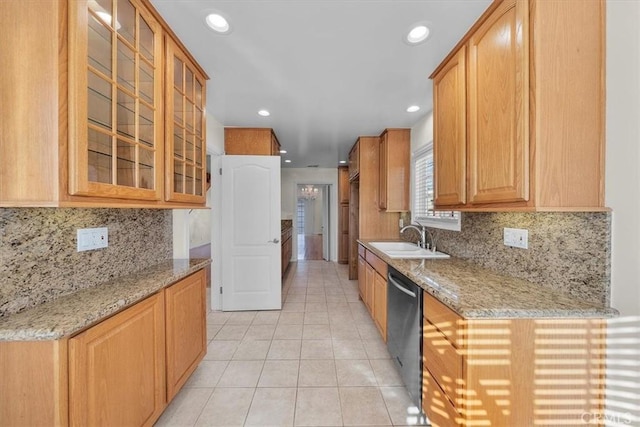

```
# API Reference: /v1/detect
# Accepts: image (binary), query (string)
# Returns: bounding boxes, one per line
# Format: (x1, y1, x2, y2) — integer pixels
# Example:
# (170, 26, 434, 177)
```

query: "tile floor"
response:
(155, 261, 421, 427)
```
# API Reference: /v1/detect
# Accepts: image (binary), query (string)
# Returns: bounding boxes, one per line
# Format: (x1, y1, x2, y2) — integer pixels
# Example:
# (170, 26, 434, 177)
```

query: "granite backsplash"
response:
(0, 208, 172, 317)
(400, 212, 611, 306)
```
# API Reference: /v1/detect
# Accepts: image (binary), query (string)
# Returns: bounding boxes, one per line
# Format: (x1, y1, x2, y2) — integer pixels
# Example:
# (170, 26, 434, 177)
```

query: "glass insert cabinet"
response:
(67, 0, 207, 204)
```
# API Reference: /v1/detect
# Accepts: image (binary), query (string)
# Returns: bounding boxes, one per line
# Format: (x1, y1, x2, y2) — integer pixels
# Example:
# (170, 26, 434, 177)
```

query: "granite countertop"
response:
(359, 240, 618, 319)
(0, 258, 211, 341)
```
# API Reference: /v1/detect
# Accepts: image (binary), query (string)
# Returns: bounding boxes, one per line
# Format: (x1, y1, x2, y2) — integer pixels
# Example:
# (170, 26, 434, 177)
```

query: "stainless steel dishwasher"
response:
(386, 266, 423, 410)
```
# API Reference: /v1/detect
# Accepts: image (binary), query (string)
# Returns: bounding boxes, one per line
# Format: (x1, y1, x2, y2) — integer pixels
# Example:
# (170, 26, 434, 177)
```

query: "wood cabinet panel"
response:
(338, 166, 350, 264)
(423, 321, 463, 402)
(373, 271, 387, 341)
(468, 0, 528, 205)
(378, 129, 410, 212)
(224, 128, 281, 155)
(165, 271, 206, 401)
(364, 263, 375, 313)
(69, 292, 166, 427)
(422, 368, 461, 427)
(357, 254, 367, 302)
(348, 142, 360, 181)
(433, 47, 467, 207)
(338, 166, 350, 204)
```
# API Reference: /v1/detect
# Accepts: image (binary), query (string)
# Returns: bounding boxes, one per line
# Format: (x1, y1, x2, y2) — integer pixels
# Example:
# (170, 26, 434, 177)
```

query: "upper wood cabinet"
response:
(378, 129, 410, 212)
(432, 47, 467, 207)
(348, 141, 360, 181)
(0, 0, 208, 208)
(338, 166, 350, 205)
(224, 128, 282, 155)
(165, 37, 207, 204)
(430, 0, 605, 211)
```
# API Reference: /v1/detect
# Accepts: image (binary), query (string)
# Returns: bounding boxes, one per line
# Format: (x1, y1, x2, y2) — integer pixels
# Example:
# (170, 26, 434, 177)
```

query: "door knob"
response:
(269, 238, 280, 243)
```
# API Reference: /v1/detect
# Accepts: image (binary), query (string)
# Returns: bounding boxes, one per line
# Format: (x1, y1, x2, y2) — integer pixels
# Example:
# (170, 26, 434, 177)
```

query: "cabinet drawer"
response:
(358, 244, 366, 258)
(422, 368, 461, 427)
(423, 292, 463, 347)
(423, 318, 463, 405)
(365, 250, 387, 278)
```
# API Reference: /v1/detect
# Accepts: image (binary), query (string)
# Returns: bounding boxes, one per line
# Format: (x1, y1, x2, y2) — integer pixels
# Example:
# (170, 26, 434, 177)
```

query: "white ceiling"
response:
(151, 0, 491, 167)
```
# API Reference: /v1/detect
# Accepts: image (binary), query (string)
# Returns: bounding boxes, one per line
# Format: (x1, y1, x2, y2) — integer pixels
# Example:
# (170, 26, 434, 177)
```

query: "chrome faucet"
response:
(400, 224, 437, 251)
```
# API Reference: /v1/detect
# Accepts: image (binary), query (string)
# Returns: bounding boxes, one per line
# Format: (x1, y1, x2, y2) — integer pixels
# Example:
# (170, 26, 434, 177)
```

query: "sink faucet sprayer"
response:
(400, 224, 436, 252)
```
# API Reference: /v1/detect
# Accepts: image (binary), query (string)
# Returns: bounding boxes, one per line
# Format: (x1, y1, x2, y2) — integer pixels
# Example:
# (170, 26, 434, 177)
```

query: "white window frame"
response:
(411, 142, 461, 231)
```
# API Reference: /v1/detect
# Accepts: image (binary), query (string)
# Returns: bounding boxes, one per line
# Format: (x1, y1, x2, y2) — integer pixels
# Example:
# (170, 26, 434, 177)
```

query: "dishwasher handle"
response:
(388, 275, 417, 299)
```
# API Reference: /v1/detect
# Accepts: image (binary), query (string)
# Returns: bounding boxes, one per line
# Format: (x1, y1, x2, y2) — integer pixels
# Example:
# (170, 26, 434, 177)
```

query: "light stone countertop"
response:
(359, 240, 618, 319)
(0, 258, 211, 341)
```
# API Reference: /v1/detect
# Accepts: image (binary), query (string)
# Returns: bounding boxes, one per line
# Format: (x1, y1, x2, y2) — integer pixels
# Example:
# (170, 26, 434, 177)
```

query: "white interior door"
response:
(221, 155, 281, 311)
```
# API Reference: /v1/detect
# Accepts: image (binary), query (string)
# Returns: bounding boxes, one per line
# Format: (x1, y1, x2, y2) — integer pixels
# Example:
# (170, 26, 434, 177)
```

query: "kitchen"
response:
(1, 0, 639, 426)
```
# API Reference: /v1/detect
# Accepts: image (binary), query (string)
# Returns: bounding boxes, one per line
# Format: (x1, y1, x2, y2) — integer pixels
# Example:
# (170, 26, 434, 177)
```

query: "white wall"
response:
(605, 2, 640, 424)
(282, 168, 339, 262)
(410, 110, 434, 153)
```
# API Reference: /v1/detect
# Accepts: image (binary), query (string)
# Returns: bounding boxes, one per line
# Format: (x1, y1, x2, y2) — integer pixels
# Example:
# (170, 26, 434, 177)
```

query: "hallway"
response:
(155, 261, 418, 426)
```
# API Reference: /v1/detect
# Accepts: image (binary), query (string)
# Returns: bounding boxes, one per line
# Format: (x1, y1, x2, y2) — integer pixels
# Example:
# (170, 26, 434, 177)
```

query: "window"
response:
(412, 142, 461, 231)
(296, 199, 305, 234)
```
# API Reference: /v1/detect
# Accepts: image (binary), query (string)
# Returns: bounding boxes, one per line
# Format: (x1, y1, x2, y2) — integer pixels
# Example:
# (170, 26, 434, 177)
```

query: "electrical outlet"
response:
(77, 227, 108, 252)
(503, 227, 528, 249)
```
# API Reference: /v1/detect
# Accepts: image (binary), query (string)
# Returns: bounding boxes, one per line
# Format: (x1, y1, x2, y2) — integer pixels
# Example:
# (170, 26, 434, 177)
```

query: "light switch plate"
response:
(77, 227, 108, 252)
(503, 227, 528, 249)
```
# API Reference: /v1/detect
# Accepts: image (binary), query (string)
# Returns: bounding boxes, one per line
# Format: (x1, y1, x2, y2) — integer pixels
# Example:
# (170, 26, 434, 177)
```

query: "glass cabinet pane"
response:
(116, 139, 135, 187)
(173, 88, 183, 125)
(117, 0, 135, 44)
(117, 39, 135, 93)
(174, 57, 183, 89)
(139, 59, 154, 103)
(185, 132, 194, 162)
(139, 147, 154, 189)
(185, 68, 194, 100)
(88, 71, 112, 129)
(88, 14, 112, 76)
(174, 160, 184, 193)
(195, 167, 203, 196)
(185, 165, 194, 194)
(195, 138, 203, 166)
(195, 107, 203, 137)
(116, 89, 135, 139)
(173, 128, 184, 159)
(185, 102, 194, 132)
(88, 128, 113, 184)
(139, 102, 154, 146)
(139, 15, 154, 61)
(195, 79, 203, 108)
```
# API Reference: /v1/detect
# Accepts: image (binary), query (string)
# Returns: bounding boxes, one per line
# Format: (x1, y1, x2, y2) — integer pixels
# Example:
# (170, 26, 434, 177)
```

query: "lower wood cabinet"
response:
(0, 269, 207, 427)
(165, 271, 207, 401)
(357, 244, 387, 342)
(281, 226, 293, 278)
(69, 292, 167, 427)
(422, 292, 606, 426)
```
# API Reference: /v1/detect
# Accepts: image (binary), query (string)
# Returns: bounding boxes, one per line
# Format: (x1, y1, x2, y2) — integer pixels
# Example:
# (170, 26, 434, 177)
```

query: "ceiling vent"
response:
(307, 165, 319, 168)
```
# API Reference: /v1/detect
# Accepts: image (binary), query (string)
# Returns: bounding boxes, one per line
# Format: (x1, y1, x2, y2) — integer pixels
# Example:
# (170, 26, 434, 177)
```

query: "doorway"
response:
(296, 184, 330, 260)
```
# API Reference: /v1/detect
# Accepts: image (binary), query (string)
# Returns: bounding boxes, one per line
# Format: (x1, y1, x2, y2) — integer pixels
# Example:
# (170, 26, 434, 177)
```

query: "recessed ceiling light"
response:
(407, 105, 420, 113)
(205, 13, 230, 33)
(258, 109, 270, 117)
(339, 160, 347, 164)
(407, 25, 430, 44)
(284, 159, 292, 163)
(280, 149, 287, 154)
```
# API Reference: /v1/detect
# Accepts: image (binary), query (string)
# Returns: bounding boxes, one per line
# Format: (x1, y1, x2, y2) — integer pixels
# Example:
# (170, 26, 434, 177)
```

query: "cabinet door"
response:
(69, 293, 166, 427)
(467, 0, 529, 205)
(357, 255, 367, 301)
(373, 272, 387, 341)
(364, 263, 375, 314)
(338, 204, 350, 264)
(338, 167, 350, 204)
(378, 132, 388, 210)
(68, 0, 164, 201)
(433, 47, 467, 207)
(165, 270, 206, 401)
(165, 37, 207, 203)
(348, 141, 360, 180)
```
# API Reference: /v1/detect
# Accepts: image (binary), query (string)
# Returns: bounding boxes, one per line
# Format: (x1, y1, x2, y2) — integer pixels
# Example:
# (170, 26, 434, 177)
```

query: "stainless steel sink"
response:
(369, 241, 450, 259)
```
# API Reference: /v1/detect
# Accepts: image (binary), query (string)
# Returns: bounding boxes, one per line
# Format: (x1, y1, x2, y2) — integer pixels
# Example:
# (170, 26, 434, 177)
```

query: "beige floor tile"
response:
(331, 324, 361, 340)
(303, 311, 329, 325)
(285, 294, 306, 303)
(278, 312, 304, 325)
(244, 324, 276, 340)
(195, 387, 255, 426)
(226, 311, 258, 325)
(258, 360, 300, 387)
(282, 302, 306, 312)
(298, 359, 338, 387)
(379, 386, 422, 426)
(184, 360, 228, 388)
(207, 311, 231, 325)
(326, 294, 348, 303)
(370, 359, 404, 386)
(305, 287, 325, 295)
(274, 323, 304, 340)
(245, 387, 297, 427)
(217, 360, 264, 388)
(305, 302, 328, 312)
(303, 324, 332, 339)
(363, 338, 391, 359)
(339, 387, 392, 426)
(206, 323, 222, 342)
(253, 311, 281, 324)
(267, 339, 302, 360)
(332, 339, 368, 359)
(300, 339, 333, 359)
(213, 324, 249, 341)
(232, 340, 271, 360)
(305, 293, 326, 303)
(294, 387, 342, 426)
(155, 387, 212, 426)
(204, 340, 239, 361)
(335, 359, 377, 386)
(357, 322, 383, 340)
